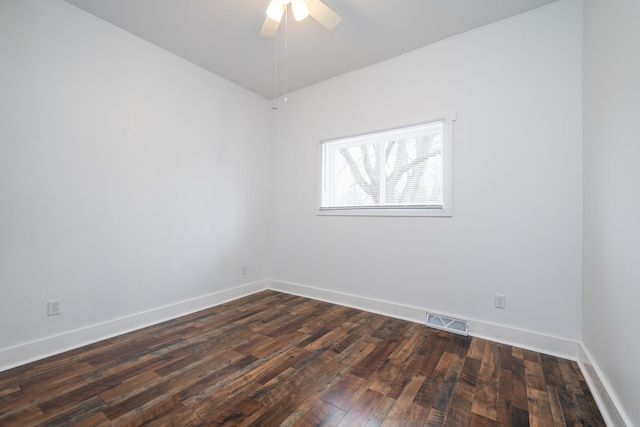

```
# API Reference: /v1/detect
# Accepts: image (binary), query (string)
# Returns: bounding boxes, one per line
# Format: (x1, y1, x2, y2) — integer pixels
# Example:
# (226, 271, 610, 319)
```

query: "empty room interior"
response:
(0, 0, 638, 425)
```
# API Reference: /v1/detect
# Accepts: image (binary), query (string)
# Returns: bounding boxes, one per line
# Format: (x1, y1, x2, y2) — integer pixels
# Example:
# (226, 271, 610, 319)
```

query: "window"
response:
(319, 115, 454, 216)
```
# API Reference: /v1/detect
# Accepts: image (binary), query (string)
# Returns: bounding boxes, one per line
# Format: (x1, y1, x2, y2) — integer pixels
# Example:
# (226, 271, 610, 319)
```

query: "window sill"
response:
(317, 207, 452, 217)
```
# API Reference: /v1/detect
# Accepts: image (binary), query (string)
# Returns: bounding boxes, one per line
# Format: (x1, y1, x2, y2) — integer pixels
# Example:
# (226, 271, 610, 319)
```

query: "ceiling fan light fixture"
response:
(266, 0, 284, 22)
(261, 0, 340, 38)
(291, 0, 310, 21)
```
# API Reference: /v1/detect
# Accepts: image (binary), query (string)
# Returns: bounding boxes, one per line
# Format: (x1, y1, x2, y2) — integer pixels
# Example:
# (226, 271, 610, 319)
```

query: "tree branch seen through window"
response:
(321, 120, 446, 211)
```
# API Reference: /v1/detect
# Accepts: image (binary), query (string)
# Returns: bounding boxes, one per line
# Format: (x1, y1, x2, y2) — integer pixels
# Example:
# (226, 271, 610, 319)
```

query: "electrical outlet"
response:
(48, 299, 61, 316)
(241, 265, 247, 275)
(494, 294, 506, 309)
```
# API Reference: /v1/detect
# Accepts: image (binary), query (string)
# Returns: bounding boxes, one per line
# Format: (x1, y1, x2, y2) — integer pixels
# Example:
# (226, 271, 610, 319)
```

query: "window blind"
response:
(320, 120, 445, 210)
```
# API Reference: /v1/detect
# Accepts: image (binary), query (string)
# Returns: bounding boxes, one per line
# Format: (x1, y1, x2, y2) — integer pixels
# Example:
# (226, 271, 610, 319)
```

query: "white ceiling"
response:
(64, 0, 560, 99)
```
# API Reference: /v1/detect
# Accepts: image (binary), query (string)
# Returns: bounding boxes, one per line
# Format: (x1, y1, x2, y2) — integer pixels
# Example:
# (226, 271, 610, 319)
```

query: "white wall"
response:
(583, 0, 640, 425)
(0, 0, 270, 361)
(2, 1, 635, 421)
(268, 0, 583, 341)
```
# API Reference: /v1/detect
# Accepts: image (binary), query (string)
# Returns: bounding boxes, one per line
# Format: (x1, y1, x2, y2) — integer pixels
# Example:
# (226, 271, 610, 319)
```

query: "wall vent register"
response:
(426, 312, 469, 336)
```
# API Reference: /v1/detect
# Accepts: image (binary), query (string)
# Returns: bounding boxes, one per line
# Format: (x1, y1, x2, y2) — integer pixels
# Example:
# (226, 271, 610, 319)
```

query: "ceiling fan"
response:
(260, 0, 342, 37)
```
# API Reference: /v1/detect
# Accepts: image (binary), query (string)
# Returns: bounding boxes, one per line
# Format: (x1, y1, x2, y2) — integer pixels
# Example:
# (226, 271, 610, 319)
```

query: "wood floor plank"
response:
(190, 393, 263, 427)
(0, 385, 23, 407)
(2, 373, 89, 417)
(17, 376, 85, 409)
(0, 404, 45, 426)
(245, 361, 345, 426)
(72, 411, 111, 427)
(333, 338, 378, 367)
(350, 336, 402, 379)
(495, 343, 513, 426)
(547, 385, 568, 427)
(443, 373, 476, 426)
(511, 406, 531, 427)
(0, 291, 605, 426)
(527, 387, 553, 427)
(326, 331, 362, 357)
(496, 367, 513, 426)
(368, 359, 404, 395)
(470, 341, 501, 421)
(176, 353, 261, 407)
(540, 353, 564, 388)
(336, 388, 385, 426)
(388, 326, 424, 363)
(320, 373, 368, 411)
(253, 353, 345, 408)
(34, 396, 108, 427)
(469, 412, 499, 427)
(110, 396, 184, 427)
(98, 370, 163, 407)
(467, 337, 487, 360)
(292, 398, 346, 427)
(414, 351, 460, 409)
(37, 375, 118, 416)
(381, 374, 429, 427)
(524, 352, 547, 392)
(416, 332, 452, 378)
(428, 355, 464, 421)
(362, 395, 396, 427)
(557, 359, 606, 427)
(510, 351, 529, 411)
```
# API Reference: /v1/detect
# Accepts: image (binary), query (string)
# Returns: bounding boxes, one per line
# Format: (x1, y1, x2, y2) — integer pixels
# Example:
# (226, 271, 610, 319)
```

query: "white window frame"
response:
(318, 113, 455, 217)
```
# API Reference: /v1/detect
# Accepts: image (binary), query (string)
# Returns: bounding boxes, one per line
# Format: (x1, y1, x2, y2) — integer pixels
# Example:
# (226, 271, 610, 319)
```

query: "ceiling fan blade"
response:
(306, 0, 341, 30)
(260, 16, 280, 37)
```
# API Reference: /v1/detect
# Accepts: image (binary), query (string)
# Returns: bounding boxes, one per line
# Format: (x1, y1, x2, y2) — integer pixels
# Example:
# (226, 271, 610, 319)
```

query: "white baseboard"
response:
(469, 321, 580, 361)
(578, 344, 631, 427)
(267, 280, 580, 360)
(267, 280, 631, 425)
(268, 280, 428, 323)
(0, 280, 267, 373)
(2, 278, 625, 427)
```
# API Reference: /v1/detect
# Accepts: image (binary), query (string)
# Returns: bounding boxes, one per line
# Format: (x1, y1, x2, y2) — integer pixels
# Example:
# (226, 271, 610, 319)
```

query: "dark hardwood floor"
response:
(0, 290, 605, 426)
